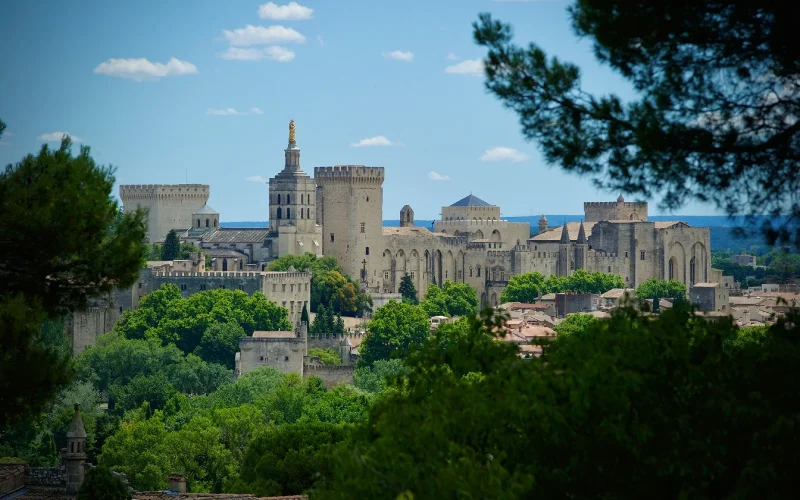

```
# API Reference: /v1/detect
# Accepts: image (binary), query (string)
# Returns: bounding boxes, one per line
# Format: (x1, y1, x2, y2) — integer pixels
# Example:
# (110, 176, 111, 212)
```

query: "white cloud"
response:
(428, 171, 450, 181)
(220, 46, 295, 62)
(246, 175, 268, 183)
(445, 59, 484, 76)
(351, 136, 395, 147)
(445, 53, 458, 60)
(206, 107, 264, 116)
(0, 141, 10, 146)
(38, 132, 83, 143)
(258, 2, 313, 20)
(222, 25, 306, 46)
(480, 146, 528, 163)
(94, 57, 197, 82)
(382, 50, 414, 62)
(317, 35, 324, 46)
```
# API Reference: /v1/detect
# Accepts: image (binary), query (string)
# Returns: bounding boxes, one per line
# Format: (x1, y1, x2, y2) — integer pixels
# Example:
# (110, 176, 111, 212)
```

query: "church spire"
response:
(577, 220, 587, 244)
(560, 221, 570, 244)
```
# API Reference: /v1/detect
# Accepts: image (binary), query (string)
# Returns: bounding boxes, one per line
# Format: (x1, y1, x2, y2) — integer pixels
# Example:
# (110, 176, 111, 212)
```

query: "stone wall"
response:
(584, 200, 648, 222)
(303, 363, 355, 389)
(25, 467, 66, 487)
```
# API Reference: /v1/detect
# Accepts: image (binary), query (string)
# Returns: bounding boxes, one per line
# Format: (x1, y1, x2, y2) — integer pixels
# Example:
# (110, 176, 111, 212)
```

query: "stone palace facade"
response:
(121, 121, 711, 308)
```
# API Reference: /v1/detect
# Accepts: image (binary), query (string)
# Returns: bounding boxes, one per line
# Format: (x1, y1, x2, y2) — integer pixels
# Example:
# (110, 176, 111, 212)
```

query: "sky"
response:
(0, 0, 721, 221)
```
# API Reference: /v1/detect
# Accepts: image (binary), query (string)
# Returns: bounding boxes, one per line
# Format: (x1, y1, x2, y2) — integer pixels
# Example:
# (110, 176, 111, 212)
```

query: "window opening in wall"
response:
(640, 250, 646, 260)
(608, 266, 611, 272)
(238, 285, 244, 290)
(305, 283, 308, 291)
(330, 233, 335, 242)
(200, 284, 206, 291)
(301, 194, 304, 204)
(180, 284, 187, 291)
(625, 251, 629, 258)
(278, 194, 281, 204)
(384, 271, 389, 280)
(277, 207, 282, 219)
(282, 284, 286, 292)
(219, 285, 226, 289)
(366, 247, 370, 255)
(287, 208, 291, 219)
(197, 219, 201, 228)
(360, 222, 365, 233)
(284, 356, 289, 361)
(410, 271, 415, 279)
(306, 208, 310, 219)
(214, 219, 217, 227)
(301, 210, 304, 219)
(291, 284, 295, 292)
(458, 270, 462, 280)
(470, 268, 473, 277)
(287, 195, 291, 205)
(273, 284, 277, 292)
(477, 267, 481, 277)
(206, 218, 209, 227)
(366, 196, 369, 202)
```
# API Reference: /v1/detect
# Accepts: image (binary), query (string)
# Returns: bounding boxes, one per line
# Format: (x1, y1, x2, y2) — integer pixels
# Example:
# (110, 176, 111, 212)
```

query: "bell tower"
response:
(63, 403, 87, 494)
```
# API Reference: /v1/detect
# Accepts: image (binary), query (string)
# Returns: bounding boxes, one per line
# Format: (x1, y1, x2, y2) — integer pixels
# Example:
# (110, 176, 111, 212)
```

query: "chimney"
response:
(169, 473, 187, 493)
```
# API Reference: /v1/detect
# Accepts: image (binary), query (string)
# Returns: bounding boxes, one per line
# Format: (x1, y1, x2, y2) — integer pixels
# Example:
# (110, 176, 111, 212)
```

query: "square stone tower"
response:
(119, 184, 209, 243)
(314, 165, 385, 283)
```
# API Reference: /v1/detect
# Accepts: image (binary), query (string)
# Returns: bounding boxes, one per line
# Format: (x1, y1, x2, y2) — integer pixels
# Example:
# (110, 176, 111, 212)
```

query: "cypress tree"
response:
(161, 229, 180, 261)
(399, 273, 418, 304)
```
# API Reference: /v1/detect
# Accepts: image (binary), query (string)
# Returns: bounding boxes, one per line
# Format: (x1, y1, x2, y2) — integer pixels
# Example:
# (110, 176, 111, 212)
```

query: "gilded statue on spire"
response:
(288, 119, 296, 144)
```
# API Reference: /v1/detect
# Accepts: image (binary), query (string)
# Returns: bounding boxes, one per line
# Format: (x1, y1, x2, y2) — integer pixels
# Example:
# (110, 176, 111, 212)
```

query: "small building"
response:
(690, 282, 730, 313)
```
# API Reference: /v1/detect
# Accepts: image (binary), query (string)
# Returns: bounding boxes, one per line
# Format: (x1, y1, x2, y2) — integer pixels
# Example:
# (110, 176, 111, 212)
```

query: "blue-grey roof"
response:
(449, 194, 493, 207)
(194, 204, 218, 215)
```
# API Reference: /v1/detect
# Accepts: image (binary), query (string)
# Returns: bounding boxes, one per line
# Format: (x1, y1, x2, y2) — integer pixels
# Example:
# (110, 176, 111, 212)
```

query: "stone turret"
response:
(576, 221, 587, 244)
(538, 214, 548, 235)
(400, 205, 414, 227)
(63, 403, 87, 494)
(558, 222, 571, 277)
(575, 221, 588, 270)
(559, 222, 570, 244)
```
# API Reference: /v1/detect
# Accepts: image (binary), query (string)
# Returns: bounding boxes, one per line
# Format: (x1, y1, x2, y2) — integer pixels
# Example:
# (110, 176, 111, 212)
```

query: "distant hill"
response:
(221, 215, 780, 252)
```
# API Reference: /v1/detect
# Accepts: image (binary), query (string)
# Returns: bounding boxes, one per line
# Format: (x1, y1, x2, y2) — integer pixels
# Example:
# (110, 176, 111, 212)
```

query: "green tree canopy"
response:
(0, 134, 147, 426)
(500, 272, 546, 303)
(353, 358, 409, 394)
(553, 313, 598, 338)
(635, 278, 687, 301)
(314, 304, 800, 498)
(230, 422, 348, 497)
(359, 301, 430, 367)
(114, 285, 291, 357)
(473, 3, 800, 247)
(307, 348, 342, 366)
(194, 322, 246, 369)
(398, 273, 418, 304)
(161, 229, 180, 261)
(77, 465, 131, 500)
(420, 281, 479, 318)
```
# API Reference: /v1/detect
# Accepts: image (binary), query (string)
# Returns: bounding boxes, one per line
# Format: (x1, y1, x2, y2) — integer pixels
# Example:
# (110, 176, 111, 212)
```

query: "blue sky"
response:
(0, 0, 719, 221)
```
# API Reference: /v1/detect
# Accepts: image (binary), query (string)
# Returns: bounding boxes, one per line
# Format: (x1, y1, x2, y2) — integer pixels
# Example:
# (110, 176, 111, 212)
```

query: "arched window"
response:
(278, 194, 281, 204)
(213, 219, 217, 227)
(197, 219, 200, 228)
(206, 218, 209, 227)
(301, 194, 304, 204)
(222, 259, 228, 271)
(239, 259, 243, 270)
(300, 209, 304, 219)
(287, 208, 291, 219)
(306, 208, 310, 219)
(277, 207, 282, 219)
(668, 259, 674, 280)
(287, 194, 291, 205)
(366, 247, 370, 255)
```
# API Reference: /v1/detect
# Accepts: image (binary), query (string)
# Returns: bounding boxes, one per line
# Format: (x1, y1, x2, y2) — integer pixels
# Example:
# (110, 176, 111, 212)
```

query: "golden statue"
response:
(288, 119, 296, 144)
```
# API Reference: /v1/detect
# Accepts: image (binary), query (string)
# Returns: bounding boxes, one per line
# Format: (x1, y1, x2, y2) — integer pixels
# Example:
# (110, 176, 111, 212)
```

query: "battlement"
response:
(583, 201, 647, 209)
(488, 250, 512, 258)
(303, 363, 355, 372)
(152, 271, 310, 279)
(314, 165, 385, 183)
(119, 184, 210, 200)
(584, 200, 648, 222)
(434, 219, 524, 227)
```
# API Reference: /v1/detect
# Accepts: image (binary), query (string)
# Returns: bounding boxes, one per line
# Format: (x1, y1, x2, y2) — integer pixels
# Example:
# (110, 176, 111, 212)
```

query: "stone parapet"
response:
(119, 184, 209, 200)
(314, 165, 385, 183)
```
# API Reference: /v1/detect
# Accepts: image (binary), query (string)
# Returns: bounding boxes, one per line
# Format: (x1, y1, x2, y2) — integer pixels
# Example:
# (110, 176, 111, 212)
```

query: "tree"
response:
(301, 302, 310, 325)
(353, 359, 409, 393)
(113, 286, 291, 357)
(500, 272, 545, 303)
(314, 304, 800, 498)
(398, 273, 418, 304)
(229, 422, 348, 497)
(420, 281, 479, 318)
(359, 301, 430, 367)
(473, 4, 800, 247)
(161, 230, 180, 261)
(553, 313, 597, 338)
(307, 348, 342, 366)
(0, 135, 147, 426)
(77, 466, 131, 500)
(635, 278, 687, 301)
(194, 323, 245, 369)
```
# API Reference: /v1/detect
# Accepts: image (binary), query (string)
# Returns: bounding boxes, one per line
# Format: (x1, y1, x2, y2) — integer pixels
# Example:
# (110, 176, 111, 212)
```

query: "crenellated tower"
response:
(574, 221, 588, 270)
(119, 184, 209, 243)
(314, 165, 385, 287)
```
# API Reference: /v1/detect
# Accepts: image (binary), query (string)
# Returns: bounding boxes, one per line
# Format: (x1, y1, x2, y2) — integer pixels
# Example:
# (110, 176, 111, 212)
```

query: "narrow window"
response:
(640, 250, 646, 260)
(282, 284, 286, 292)
(287, 194, 291, 205)
(197, 219, 200, 228)
(301, 194, 304, 204)
(306, 208, 310, 219)
(273, 284, 277, 292)
(277, 207, 282, 219)
(366, 247, 370, 255)
(625, 251, 629, 258)
(213, 219, 217, 228)
(360, 222, 365, 233)
(330, 233, 335, 243)
(287, 208, 291, 219)
(300, 209, 304, 219)
(206, 218, 209, 227)
(278, 194, 281, 204)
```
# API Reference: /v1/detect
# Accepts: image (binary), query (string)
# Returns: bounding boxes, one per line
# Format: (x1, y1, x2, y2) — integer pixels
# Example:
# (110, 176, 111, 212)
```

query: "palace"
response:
(121, 121, 711, 307)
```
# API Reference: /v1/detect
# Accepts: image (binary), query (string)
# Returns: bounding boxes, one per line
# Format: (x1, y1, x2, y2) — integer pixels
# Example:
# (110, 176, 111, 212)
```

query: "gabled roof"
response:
(449, 194, 493, 207)
(201, 228, 271, 243)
